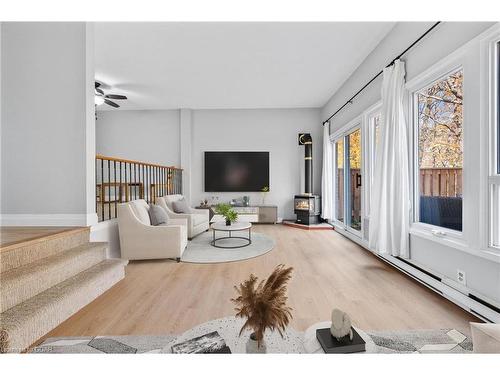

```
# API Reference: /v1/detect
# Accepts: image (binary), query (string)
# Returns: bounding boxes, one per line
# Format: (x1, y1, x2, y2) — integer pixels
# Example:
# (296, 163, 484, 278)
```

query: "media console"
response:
(210, 205, 278, 224)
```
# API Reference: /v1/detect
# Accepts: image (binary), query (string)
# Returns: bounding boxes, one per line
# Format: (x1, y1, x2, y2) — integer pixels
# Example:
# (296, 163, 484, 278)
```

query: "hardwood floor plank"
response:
(40, 224, 478, 343)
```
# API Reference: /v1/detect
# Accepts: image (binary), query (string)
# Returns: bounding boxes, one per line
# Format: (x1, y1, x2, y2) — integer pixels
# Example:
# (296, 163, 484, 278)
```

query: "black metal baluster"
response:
(101, 159, 104, 222)
(119, 161, 122, 204)
(114, 160, 117, 219)
(95, 158, 98, 218)
(107, 160, 111, 221)
(134, 163, 137, 200)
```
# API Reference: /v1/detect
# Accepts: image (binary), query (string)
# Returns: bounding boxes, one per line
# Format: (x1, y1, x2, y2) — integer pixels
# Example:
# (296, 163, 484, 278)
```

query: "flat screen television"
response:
(204, 151, 269, 192)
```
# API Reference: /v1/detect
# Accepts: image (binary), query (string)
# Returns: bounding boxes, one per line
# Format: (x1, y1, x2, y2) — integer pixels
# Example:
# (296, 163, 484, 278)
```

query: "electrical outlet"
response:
(457, 269, 467, 286)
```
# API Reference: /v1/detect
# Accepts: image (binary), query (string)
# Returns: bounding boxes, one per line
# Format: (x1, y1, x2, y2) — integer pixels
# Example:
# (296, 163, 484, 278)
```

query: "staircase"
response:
(0, 227, 127, 353)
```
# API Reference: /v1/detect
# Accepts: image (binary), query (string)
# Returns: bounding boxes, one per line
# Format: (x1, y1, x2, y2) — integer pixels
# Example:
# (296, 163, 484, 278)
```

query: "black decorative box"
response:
(316, 328, 366, 353)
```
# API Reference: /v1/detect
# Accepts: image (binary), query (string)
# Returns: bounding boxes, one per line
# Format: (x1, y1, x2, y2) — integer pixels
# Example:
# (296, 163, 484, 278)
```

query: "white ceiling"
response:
(94, 22, 395, 111)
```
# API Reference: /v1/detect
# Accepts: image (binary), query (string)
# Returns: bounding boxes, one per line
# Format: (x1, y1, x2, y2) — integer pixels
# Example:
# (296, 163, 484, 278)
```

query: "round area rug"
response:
(181, 230, 275, 264)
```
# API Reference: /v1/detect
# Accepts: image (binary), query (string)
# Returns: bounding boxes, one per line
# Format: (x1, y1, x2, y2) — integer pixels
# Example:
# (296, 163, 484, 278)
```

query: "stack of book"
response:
(171, 331, 231, 354)
(316, 328, 366, 353)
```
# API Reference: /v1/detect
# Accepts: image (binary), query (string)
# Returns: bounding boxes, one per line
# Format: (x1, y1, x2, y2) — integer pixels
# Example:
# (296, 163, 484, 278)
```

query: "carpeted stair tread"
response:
(0, 227, 90, 273)
(0, 259, 128, 353)
(1, 242, 108, 313)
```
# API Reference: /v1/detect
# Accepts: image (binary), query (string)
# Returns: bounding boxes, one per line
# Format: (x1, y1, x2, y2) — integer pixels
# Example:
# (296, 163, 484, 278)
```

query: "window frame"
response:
(331, 116, 363, 238)
(406, 50, 467, 246)
(362, 101, 382, 219)
(480, 25, 500, 251)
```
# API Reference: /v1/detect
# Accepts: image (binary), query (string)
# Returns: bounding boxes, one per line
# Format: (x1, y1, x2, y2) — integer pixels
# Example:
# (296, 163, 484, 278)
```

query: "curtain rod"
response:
(322, 21, 441, 126)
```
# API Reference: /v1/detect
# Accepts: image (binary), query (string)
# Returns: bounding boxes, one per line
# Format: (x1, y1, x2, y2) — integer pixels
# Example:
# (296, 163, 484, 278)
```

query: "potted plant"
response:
(231, 264, 293, 353)
(261, 186, 269, 205)
(215, 203, 238, 226)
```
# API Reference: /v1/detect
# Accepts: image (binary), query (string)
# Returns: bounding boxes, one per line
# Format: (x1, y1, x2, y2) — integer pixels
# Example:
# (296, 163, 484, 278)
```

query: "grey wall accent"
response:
(1, 22, 93, 216)
(180, 109, 193, 204)
(96, 110, 180, 166)
(321, 22, 495, 133)
(191, 108, 322, 220)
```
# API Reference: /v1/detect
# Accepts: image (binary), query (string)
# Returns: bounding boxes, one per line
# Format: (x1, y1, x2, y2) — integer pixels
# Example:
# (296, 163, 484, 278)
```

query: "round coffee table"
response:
(211, 222, 252, 248)
(303, 321, 377, 353)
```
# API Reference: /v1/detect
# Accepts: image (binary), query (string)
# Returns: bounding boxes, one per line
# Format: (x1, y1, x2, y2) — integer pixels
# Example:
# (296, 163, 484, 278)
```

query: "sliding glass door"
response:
(335, 139, 345, 223)
(333, 125, 363, 236)
(347, 128, 362, 232)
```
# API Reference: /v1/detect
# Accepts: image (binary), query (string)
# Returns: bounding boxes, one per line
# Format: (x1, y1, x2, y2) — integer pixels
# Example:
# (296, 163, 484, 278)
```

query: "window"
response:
(332, 123, 363, 235)
(415, 68, 464, 232)
(335, 139, 344, 223)
(347, 128, 362, 231)
(490, 41, 500, 248)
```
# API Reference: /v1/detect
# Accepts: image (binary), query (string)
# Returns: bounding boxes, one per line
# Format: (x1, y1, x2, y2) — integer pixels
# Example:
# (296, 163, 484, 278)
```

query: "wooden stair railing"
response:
(96, 154, 183, 222)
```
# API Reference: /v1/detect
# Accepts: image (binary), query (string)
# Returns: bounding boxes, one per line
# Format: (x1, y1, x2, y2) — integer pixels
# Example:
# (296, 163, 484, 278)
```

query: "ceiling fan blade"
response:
(104, 99, 120, 108)
(95, 87, 104, 95)
(105, 94, 127, 100)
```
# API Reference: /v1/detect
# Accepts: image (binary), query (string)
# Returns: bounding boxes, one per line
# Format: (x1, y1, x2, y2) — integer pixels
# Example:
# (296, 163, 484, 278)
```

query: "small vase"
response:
(225, 219, 231, 226)
(246, 332, 266, 354)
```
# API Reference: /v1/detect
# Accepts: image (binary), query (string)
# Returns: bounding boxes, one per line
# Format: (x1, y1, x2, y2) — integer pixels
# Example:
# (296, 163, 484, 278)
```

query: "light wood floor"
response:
(42, 224, 478, 340)
(0, 226, 83, 248)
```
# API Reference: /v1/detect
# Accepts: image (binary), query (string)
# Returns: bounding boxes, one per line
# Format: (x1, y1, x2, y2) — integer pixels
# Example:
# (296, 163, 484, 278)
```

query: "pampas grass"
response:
(231, 264, 293, 347)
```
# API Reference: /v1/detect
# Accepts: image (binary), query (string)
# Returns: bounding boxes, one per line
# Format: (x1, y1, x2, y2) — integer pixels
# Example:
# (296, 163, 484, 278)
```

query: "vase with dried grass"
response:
(231, 264, 293, 353)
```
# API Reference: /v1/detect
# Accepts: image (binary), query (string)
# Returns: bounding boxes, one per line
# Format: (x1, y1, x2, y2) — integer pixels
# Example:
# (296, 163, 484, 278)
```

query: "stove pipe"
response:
(299, 133, 313, 195)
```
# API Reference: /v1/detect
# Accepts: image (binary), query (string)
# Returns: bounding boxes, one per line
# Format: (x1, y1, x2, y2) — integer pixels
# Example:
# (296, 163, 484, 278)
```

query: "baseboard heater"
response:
(382, 256, 443, 295)
(469, 294, 500, 315)
(396, 256, 442, 282)
(332, 224, 500, 322)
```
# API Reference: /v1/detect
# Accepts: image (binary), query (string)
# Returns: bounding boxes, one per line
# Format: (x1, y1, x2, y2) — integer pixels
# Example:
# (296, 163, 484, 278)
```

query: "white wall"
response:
(191, 108, 321, 220)
(321, 22, 500, 306)
(96, 110, 180, 166)
(96, 107, 322, 222)
(1, 22, 96, 225)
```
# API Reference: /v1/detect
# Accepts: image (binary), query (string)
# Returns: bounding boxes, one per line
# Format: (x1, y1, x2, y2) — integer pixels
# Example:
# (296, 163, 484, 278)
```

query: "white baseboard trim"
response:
(0, 213, 95, 226)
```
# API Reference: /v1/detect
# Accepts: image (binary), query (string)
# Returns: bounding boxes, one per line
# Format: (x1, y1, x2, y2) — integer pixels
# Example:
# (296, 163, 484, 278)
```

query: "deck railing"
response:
(96, 154, 183, 222)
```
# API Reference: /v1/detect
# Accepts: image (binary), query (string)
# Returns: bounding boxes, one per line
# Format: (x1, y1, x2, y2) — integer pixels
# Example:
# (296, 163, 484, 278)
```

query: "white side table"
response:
(303, 321, 377, 353)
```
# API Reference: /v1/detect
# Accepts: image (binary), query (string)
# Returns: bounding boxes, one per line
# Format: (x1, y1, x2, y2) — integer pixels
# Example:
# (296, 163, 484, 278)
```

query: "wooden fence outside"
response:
(419, 168, 462, 197)
(334, 167, 462, 222)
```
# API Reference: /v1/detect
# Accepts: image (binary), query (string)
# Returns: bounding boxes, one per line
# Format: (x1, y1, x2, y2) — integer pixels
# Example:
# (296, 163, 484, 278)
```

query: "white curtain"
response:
(321, 122, 334, 220)
(369, 60, 411, 258)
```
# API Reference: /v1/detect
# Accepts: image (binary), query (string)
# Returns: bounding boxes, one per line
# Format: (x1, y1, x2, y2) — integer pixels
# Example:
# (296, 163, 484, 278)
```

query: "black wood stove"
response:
(295, 133, 321, 225)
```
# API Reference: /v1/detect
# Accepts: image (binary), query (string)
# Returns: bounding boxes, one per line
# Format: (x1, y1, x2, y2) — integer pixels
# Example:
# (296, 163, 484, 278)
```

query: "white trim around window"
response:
(331, 116, 363, 238)
(406, 43, 468, 249)
(480, 23, 500, 252)
(362, 101, 382, 219)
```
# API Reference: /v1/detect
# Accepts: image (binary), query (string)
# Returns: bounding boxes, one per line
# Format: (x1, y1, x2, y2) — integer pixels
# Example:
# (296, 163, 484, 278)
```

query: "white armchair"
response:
(156, 195, 210, 239)
(117, 199, 188, 261)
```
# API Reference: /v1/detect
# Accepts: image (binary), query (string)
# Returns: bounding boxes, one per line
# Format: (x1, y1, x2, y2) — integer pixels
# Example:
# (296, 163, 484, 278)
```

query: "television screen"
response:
(204, 152, 269, 192)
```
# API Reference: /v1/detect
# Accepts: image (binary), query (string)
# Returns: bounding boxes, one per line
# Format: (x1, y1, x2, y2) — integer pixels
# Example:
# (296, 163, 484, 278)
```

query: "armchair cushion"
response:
(172, 198, 189, 213)
(130, 200, 151, 225)
(149, 204, 169, 226)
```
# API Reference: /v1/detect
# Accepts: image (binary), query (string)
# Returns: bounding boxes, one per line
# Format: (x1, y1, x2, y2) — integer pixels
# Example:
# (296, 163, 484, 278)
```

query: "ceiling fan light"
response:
(94, 95, 105, 105)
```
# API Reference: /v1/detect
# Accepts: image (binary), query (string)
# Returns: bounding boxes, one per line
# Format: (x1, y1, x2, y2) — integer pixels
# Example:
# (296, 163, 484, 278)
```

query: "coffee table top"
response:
(211, 221, 252, 231)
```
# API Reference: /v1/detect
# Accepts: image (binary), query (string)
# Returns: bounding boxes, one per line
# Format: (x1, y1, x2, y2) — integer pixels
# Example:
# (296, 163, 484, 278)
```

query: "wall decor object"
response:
(231, 264, 293, 353)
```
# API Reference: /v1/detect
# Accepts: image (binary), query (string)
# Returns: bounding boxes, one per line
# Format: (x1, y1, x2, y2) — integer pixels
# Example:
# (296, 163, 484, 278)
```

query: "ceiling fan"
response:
(94, 81, 127, 108)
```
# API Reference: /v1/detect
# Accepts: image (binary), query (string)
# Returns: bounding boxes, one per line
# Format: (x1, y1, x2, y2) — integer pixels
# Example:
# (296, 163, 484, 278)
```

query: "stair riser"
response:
(1, 230, 89, 273)
(1, 261, 126, 353)
(1, 245, 108, 313)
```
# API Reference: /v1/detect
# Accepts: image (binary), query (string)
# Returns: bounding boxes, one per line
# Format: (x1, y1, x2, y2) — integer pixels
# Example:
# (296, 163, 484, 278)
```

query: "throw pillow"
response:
(172, 198, 189, 213)
(149, 204, 169, 226)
